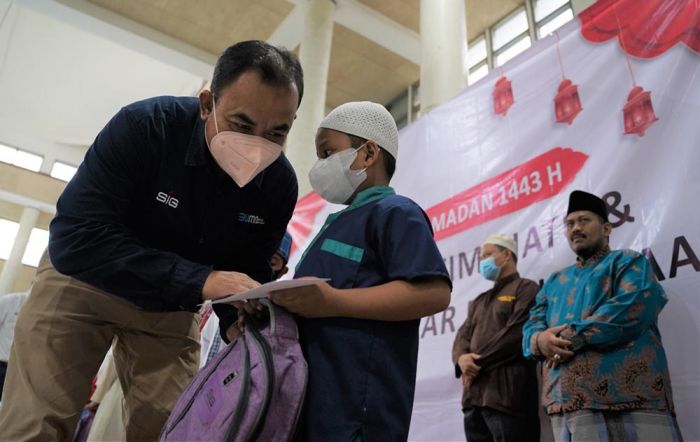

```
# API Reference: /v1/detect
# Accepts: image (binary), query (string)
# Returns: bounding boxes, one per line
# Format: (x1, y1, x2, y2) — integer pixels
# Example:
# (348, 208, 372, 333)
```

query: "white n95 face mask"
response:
(308, 146, 367, 204)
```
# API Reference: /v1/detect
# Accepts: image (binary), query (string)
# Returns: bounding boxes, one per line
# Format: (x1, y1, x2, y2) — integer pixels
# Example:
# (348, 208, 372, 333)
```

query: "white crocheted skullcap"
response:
(483, 234, 517, 255)
(319, 101, 399, 159)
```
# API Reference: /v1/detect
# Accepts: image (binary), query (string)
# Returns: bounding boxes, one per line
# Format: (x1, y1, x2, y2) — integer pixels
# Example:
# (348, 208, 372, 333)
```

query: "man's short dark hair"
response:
(495, 245, 517, 264)
(348, 135, 396, 179)
(211, 40, 304, 106)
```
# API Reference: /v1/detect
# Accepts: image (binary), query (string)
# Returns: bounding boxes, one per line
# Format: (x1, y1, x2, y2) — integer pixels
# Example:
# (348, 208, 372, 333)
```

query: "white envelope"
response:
(211, 277, 330, 304)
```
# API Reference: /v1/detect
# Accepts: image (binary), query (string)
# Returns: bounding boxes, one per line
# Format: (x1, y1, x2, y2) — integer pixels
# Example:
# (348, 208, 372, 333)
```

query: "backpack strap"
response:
(224, 336, 252, 441)
(258, 298, 299, 339)
(242, 321, 274, 442)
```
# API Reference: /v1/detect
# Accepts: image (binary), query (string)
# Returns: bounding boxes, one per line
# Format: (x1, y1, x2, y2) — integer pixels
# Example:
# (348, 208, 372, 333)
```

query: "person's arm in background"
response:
(452, 301, 475, 378)
(522, 282, 550, 360)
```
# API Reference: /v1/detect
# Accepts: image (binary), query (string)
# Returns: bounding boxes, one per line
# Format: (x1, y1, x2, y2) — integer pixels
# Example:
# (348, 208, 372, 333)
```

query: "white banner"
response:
(287, 1, 700, 440)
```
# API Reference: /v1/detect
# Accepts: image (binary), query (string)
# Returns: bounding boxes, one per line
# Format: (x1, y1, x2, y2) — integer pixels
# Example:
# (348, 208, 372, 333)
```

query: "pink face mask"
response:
(207, 99, 283, 188)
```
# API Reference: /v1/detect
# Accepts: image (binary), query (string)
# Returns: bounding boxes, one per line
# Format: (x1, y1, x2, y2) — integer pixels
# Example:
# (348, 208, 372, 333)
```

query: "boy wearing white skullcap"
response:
(270, 101, 452, 441)
(451, 233, 541, 442)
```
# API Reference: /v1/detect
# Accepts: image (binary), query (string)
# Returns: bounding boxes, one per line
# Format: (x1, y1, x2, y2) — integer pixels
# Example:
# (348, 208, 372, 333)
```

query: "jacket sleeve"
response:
(451, 301, 475, 378)
(562, 253, 667, 351)
(522, 282, 550, 360)
(474, 280, 540, 371)
(49, 107, 211, 311)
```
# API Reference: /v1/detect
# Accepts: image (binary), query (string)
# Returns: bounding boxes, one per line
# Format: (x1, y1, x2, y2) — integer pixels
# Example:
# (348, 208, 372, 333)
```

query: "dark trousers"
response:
(0, 360, 7, 401)
(464, 406, 540, 442)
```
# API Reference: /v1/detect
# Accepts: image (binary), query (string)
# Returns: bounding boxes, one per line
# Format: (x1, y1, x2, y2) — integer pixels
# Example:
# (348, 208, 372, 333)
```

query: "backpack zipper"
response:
(244, 320, 275, 442)
(225, 337, 252, 441)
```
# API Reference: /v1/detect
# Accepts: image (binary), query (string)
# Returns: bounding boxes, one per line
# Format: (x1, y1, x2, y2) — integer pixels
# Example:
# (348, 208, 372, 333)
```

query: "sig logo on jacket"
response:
(156, 191, 179, 208)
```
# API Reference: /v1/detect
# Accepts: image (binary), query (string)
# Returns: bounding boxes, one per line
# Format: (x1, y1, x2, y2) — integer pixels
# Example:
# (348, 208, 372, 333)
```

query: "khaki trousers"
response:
(0, 252, 200, 441)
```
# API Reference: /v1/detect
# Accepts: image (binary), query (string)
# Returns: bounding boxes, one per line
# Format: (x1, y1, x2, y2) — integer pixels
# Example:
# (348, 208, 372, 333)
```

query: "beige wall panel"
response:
(88, 0, 292, 54)
(356, 0, 419, 32)
(356, 0, 525, 42)
(327, 24, 418, 107)
(0, 261, 38, 293)
(0, 164, 66, 207)
(0, 200, 52, 230)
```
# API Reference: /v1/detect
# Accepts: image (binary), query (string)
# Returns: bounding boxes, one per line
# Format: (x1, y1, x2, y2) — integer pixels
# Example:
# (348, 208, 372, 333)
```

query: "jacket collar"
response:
(493, 271, 519, 292)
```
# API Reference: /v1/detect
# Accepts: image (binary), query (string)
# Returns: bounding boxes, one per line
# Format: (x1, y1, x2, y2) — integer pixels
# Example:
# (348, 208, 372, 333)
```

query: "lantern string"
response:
(613, 4, 637, 86)
(555, 31, 565, 80)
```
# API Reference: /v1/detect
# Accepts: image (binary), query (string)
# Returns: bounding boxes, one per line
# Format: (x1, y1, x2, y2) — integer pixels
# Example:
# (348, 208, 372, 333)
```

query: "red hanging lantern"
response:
(554, 78, 582, 125)
(622, 86, 658, 136)
(492, 76, 514, 116)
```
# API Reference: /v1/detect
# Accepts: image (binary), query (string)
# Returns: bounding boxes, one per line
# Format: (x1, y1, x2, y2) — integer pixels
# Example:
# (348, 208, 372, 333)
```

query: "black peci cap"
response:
(567, 190, 609, 222)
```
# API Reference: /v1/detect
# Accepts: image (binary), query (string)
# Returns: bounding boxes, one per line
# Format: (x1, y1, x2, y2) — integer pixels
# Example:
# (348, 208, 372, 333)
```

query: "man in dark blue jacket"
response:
(0, 40, 302, 441)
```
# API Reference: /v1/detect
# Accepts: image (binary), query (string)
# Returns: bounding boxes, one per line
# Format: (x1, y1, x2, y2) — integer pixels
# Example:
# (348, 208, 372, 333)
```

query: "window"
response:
(534, 0, 570, 21)
(496, 36, 532, 67)
(0, 220, 49, 267)
(397, 0, 575, 120)
(467, 37, 489, 85)
(535, 0, 575, 38)
(492, 8, 532, 67)
(22, 227, 49, 267)
(0, 142, 43, 172)
(538, 8, 574, 37)
(467, 37, 487, 69)
(468, 63, 490, 84)
(50, 161, 78, 182)
(0, 219, 20, 260)
(492, 9, 529, 51)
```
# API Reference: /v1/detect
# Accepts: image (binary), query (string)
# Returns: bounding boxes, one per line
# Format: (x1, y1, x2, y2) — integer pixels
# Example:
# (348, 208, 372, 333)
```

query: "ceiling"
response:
(84, 0, 524, 110)
(0, 0, 527, 168)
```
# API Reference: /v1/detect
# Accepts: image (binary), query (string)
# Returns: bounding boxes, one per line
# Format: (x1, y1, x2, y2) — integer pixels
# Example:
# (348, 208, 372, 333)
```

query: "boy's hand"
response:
(226, 316, 244, 342)
(231, 299, 266, 318)
(270, 282, 339, 318)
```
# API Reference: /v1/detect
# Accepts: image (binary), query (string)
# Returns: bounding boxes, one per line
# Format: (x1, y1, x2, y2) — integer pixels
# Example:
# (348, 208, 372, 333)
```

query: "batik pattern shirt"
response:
(522, 249, 676, 414)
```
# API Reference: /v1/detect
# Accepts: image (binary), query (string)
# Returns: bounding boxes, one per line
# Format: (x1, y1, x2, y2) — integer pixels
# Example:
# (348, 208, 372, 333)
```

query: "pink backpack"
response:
(160, 301, 307, 441)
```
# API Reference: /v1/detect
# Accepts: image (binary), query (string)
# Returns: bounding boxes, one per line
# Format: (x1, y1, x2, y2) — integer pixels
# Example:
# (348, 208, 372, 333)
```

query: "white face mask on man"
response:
(207, 98, 283, 188)
(308, 144, 367, 204)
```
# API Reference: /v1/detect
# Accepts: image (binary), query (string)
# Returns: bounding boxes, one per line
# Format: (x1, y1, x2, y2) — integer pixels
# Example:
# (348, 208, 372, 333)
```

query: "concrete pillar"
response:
(0, 206, 39, 294)
(419, 0, 468, 115)
(285, 0, 336, 196)
(39, 155, 54, 175)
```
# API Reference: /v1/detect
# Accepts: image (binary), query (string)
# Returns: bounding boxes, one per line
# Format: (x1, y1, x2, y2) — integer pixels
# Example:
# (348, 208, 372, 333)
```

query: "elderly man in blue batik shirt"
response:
(522, 190, 683, 442)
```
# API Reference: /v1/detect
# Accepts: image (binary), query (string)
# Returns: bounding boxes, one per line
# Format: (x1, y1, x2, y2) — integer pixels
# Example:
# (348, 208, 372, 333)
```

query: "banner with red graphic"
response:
(286, 1, 700, 440)
(427, 147, 588, 240)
